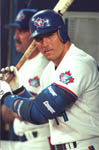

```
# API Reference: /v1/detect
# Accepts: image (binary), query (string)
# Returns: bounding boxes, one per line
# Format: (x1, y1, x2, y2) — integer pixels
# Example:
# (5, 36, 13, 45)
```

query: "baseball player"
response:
(1, 9, 99, 150)
(0, 9, 51, 150)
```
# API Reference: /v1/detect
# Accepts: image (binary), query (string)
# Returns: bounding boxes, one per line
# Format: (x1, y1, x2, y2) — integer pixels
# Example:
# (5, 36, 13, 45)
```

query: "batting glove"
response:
(0, 66, 20, 91)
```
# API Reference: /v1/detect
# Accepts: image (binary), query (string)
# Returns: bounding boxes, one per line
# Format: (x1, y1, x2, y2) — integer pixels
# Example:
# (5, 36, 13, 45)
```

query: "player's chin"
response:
(16, 45, 20, 51)
(43, 54, 54, 61)
(43, 50, 53, 58)
(16, 47, 24, 53)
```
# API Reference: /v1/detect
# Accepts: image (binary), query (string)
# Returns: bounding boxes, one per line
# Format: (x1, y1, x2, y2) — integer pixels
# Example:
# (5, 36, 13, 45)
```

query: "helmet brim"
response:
(5, 23, 21, 30)
(30, 26, 58, 39)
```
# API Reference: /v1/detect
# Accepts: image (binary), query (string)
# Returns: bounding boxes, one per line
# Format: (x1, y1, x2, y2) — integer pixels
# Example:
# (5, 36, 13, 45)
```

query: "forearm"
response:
(13, 87, 46, 124)
(3, 84, 77, 125)
(14, 99, 47, 124)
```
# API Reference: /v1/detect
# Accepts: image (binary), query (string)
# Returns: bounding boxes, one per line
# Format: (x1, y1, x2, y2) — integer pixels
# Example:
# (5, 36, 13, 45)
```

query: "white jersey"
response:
(13, 53, 50, 150)
(40, 44, 99, 145)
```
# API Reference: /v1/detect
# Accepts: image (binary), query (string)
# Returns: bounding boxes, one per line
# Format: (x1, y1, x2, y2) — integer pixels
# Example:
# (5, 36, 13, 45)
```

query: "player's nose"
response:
(14, 30, 20, 41)
(42, 37, 50, 47)
(14, 33, 19, 41)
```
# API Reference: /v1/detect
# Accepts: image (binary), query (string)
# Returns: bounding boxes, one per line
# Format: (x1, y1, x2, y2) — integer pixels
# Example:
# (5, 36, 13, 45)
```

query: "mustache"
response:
(15, 40, 22, 44)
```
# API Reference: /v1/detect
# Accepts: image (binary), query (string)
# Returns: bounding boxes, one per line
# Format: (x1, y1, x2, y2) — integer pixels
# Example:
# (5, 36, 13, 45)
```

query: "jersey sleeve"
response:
(54, 58, 96, 97)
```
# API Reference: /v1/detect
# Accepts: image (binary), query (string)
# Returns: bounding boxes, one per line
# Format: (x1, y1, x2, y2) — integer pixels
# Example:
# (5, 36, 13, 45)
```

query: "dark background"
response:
(1, 0, 99, 68)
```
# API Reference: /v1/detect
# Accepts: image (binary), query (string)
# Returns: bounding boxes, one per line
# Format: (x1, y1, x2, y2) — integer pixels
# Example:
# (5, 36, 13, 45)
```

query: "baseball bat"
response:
(16, 39, 36, 70)
(54, 0, 73, 15)
(16, 0, 74, 70)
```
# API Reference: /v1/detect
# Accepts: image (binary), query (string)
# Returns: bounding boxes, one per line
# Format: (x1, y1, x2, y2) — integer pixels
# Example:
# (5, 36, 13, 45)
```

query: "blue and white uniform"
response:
(39, 44, 99, 149)
(3, 44, 99, 150)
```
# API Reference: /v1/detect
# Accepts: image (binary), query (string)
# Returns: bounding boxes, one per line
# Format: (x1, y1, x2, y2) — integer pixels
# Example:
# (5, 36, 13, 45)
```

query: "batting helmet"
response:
(6, 9, 38, 31)
(29, 9, 70, 43)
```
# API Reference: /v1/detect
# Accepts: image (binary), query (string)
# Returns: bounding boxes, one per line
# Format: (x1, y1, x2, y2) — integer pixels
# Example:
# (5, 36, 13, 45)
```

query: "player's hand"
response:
(0, 80, 12, 100)
(0, 66, 20, 91)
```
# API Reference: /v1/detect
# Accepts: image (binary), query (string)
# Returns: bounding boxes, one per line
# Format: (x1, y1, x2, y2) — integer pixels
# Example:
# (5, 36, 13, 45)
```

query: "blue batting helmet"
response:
(6, 9, 38, 31)
(29, 9, 70, 43)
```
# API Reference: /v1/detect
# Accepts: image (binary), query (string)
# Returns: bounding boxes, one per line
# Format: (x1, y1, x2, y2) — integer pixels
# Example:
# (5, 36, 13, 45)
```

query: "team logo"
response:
(28, 76, 40, 88)
(34, 17, 45, 27)
(16, 12, 25, 21)
(59, 71, 74, 84)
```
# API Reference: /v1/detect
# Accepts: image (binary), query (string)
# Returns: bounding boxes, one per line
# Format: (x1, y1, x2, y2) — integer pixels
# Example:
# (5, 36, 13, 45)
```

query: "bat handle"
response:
(16, 58, 26, 70)
(16, 40, 36, 71)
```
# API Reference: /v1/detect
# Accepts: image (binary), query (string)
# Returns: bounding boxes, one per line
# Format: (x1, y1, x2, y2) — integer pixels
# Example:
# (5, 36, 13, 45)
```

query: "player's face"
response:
(14, 28, 32, 53)
(34, 32, 67, 66)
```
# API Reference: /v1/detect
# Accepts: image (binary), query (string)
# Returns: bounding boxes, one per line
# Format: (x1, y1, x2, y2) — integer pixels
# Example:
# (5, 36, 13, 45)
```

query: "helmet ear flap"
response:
(58, 27, 70, 43)
(58, 19, 70, 43)
(57, 29, 64, 43)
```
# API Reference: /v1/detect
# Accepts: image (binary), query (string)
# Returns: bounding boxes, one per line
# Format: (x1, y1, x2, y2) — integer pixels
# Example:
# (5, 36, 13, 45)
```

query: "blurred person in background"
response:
(1, 9, 51, 150)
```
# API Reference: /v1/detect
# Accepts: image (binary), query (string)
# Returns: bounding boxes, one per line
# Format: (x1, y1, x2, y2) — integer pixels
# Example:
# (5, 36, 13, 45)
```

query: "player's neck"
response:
(54, 41, 71, 67)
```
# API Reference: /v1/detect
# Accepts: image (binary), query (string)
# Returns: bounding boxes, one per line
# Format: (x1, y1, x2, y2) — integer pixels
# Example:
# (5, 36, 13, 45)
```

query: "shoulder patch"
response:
(28, 76, 40, 88)
(59, 71, 74, 84)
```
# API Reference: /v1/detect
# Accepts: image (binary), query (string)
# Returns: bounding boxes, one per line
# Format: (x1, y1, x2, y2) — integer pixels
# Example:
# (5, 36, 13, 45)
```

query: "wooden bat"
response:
(54, 0, 73, 15)
(16, 39, 36, 70)
(16, 0, 74, 70)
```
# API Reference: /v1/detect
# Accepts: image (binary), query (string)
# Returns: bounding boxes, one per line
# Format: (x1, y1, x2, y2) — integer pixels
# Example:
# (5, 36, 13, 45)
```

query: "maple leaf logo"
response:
(60, 71, 74, 84)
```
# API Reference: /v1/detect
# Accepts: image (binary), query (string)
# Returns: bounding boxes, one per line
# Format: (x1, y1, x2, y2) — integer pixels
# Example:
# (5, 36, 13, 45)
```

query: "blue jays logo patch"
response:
(28, 76, 40, 88)
(16, 12, 25, 21)
(60, 71, 74, 84)
(34, 17, 45, 27)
